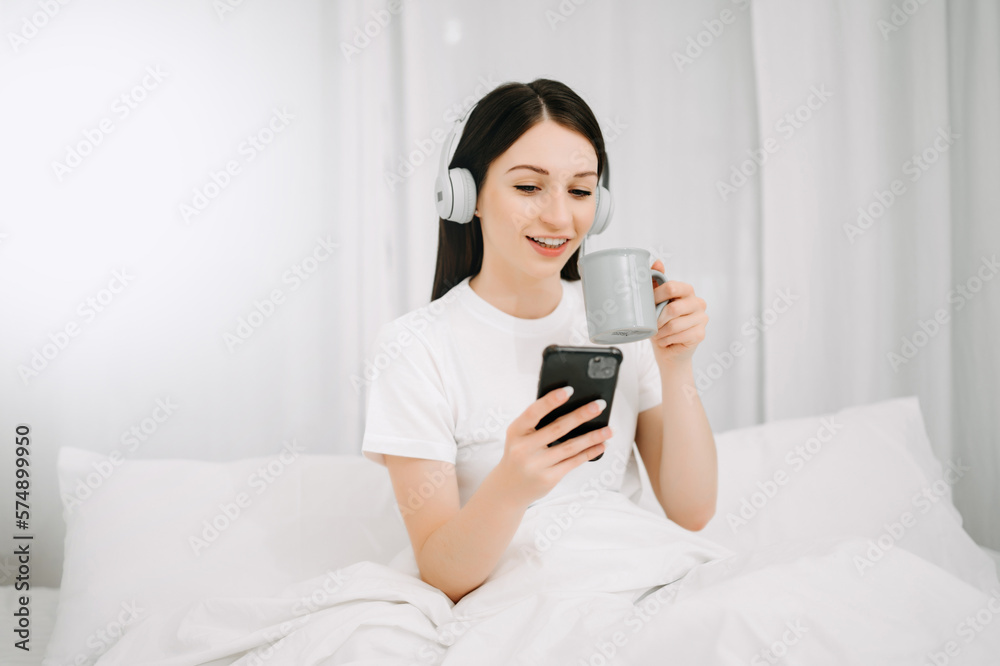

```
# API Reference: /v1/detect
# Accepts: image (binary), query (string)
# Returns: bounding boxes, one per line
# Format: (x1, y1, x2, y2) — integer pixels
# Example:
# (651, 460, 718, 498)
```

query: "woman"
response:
(361, 78, 727, 605)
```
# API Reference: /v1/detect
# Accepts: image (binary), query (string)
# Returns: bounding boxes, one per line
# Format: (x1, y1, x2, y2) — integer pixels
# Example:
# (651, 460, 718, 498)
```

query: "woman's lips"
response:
(527, 236, 570, 256)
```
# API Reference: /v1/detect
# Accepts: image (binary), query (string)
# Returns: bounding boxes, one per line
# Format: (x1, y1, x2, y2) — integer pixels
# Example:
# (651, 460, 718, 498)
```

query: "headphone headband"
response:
(437, 101, 479, 186)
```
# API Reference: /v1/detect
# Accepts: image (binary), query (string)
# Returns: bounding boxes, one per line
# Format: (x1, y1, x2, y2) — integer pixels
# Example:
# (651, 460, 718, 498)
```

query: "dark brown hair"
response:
(430, 79, 609, 302)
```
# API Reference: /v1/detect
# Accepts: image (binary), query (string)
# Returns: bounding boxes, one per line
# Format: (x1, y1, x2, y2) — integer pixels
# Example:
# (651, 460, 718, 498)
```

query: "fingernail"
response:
(593, 398, 607, 412)
(562, 386, 575, 399)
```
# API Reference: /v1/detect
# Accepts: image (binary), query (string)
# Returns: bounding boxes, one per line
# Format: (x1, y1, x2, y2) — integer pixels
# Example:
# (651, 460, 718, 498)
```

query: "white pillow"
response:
(44, 447, 408, 666)
(691, 395, 998, 592)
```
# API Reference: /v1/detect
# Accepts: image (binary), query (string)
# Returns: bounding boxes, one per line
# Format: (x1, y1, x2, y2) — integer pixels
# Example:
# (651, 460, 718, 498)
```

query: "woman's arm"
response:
(385, 387, 608, 603)
(384, 454, 531, 604)
(637, 268, 718, 530)
(635, 361, 718, 530)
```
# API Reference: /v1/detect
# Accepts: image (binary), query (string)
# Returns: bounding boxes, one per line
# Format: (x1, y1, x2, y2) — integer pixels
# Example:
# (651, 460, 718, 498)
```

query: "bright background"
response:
(1, 0, 997, 587)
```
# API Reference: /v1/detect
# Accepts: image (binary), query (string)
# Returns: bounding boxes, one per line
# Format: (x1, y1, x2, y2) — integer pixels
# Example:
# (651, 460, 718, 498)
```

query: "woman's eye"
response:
(514, 185, 592, 197)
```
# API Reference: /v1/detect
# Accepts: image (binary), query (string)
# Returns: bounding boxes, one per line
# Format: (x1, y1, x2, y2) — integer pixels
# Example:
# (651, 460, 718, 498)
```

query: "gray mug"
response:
(579, 247, 667, 344)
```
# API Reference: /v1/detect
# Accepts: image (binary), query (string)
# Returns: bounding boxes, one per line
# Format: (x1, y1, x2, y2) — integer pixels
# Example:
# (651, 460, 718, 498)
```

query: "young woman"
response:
(361, 79, 722, 605)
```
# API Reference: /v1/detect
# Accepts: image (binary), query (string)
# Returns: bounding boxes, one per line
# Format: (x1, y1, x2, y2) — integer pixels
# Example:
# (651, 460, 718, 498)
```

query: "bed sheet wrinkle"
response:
(91, 489, 1000, 666)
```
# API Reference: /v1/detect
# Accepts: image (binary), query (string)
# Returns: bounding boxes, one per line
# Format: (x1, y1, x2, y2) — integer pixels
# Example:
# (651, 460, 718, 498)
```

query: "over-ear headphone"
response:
(434, 100, 614, 236)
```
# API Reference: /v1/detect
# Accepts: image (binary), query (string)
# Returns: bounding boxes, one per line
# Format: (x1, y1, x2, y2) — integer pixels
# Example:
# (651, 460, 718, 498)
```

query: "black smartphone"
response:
(535, 344, 623, 461)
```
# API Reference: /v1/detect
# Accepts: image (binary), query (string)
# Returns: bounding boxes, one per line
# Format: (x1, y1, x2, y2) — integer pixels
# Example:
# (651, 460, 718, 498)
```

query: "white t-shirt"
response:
(360, 275, 663, 510)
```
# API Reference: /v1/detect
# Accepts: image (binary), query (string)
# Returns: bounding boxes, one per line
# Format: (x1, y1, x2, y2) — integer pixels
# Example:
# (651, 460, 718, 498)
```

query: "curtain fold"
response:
(349, 0, 999, 548)
(946, 0, 1000, 548)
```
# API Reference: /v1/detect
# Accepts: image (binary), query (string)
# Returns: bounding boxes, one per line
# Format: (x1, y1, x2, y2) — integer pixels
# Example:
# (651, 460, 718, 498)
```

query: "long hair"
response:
(430, 79, 609, 302)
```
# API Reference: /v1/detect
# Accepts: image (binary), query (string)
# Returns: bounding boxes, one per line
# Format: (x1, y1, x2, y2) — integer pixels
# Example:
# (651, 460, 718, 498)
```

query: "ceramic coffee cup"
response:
(579, 247, 667, 344)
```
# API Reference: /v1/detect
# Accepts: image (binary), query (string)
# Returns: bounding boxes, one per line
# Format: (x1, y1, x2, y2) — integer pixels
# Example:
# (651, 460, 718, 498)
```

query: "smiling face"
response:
(474, 118, 599, 285)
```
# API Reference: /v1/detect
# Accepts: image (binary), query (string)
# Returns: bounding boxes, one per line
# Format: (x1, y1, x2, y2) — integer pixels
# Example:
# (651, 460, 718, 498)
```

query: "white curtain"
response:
(2, 0, 996, 588)
(340, 0, 1000, 548)
(747, 0, 1000, 550)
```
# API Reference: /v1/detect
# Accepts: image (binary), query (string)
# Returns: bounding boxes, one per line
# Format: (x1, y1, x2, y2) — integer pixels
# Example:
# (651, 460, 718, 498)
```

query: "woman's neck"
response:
(468, 270, 563, 320)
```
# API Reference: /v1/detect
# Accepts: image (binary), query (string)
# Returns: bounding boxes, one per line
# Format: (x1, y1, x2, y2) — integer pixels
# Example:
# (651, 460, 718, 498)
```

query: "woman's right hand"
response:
(495, 387, 612, 508)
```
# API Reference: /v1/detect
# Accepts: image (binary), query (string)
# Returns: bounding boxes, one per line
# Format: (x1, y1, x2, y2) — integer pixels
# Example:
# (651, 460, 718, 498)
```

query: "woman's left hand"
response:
(649, 259, 708, 368)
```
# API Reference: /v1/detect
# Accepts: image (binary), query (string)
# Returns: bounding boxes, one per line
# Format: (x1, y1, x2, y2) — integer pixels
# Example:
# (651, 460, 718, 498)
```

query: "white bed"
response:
(3, 550, 999, 665)
(6, 395, 1000, 665)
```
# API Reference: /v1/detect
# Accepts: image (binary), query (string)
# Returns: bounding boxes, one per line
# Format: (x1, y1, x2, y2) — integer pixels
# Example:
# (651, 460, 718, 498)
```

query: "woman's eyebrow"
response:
(505, 164, 598, 178)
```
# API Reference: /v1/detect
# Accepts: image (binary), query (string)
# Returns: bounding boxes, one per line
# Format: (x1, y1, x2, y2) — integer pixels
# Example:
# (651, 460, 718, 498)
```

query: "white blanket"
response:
(94, 490, 1000, 665)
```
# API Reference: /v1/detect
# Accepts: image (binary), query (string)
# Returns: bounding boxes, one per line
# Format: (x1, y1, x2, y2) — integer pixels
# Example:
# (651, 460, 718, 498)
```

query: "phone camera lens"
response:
(588, 356, 617, 379)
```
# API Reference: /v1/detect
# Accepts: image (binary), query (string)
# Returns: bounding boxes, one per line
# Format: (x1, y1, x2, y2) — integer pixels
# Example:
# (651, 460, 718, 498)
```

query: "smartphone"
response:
(535, 344, 623, 461)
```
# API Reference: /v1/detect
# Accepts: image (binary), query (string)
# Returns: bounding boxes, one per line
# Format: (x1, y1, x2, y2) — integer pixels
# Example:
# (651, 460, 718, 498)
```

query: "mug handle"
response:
(651, 269, 669, 319)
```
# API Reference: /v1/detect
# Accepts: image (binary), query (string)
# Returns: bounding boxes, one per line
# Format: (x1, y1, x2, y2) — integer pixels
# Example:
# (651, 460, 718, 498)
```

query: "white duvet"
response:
(94, 490, 1000, 665)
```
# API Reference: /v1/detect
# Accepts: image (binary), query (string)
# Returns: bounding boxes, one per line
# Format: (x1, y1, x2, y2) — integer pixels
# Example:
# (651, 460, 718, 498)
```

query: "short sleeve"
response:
(636, 338, 662, 413)
(360, 320, 458, 467)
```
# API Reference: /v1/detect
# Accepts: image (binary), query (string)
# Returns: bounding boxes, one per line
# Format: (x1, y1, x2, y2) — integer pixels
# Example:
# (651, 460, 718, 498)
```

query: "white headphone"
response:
(434, 100, 614, 237)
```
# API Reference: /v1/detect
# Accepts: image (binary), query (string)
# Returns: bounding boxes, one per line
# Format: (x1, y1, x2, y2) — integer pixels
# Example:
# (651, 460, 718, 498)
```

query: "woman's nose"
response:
(537, 189, 573, 226)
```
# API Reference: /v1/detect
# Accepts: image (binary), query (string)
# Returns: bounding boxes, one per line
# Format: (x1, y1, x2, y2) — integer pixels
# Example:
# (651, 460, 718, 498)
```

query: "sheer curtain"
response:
(2, 0, 995, 588)
(338, 0, 999, 549)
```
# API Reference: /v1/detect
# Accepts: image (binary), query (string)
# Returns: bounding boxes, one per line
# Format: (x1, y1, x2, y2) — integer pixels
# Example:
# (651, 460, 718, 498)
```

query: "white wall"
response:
(1, 0, 333, 586)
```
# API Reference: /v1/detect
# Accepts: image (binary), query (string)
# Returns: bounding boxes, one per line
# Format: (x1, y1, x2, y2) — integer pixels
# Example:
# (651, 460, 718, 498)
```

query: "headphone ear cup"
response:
(589, 184, 613, 236)
(434, 173, 453, 220)
(449, 167, 477, 223)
